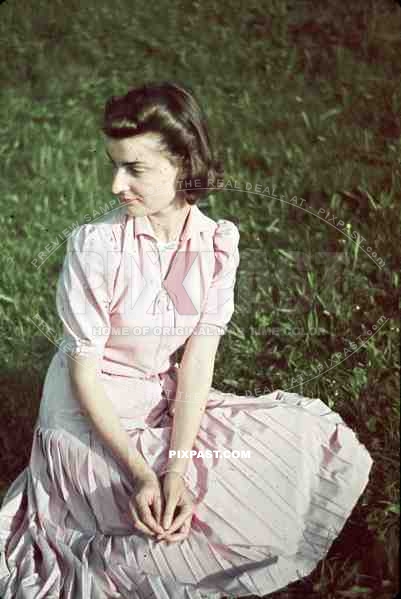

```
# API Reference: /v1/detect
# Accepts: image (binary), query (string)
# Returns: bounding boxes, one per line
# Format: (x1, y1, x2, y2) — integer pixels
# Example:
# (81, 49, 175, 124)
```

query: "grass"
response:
(0, 0, 400, 597)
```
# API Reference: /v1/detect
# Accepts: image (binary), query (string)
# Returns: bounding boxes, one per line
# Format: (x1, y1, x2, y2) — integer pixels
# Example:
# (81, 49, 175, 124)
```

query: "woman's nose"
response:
(111, 168, 131, 195)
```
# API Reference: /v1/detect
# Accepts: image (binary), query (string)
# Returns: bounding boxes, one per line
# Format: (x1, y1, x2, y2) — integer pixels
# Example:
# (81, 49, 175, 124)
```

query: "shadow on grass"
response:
(0, 368, 42, 502)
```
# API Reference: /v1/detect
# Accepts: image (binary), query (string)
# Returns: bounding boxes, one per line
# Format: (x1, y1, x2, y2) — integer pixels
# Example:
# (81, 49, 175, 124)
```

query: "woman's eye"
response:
(127, 166, 143, 175)
(108, 162, 143, 175)
(108, 162, 143, 176)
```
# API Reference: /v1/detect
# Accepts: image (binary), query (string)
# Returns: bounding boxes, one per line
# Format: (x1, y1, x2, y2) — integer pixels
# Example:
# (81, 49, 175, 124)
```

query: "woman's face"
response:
(106, 132, 187, 216)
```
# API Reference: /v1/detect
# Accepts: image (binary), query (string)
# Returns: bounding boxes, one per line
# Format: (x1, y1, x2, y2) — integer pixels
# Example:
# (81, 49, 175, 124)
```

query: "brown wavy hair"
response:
(101, 81, 224, 205)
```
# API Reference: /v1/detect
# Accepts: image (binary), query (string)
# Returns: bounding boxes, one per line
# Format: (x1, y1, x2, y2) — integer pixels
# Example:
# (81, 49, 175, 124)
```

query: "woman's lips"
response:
(121, 196, 142, 204)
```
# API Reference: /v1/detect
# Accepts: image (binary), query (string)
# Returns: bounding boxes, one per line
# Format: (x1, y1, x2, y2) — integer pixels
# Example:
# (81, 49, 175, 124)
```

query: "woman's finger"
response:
(161, 518, 192, 544)
(135, 520, 157, 536)
(157, 511, 192, 540)
(164, 504, 193, 536)
(162, 495, 179, 530)
(152, 492, 163, 526)
(129, 503, 157, 537)
(139, 502, 164, 534)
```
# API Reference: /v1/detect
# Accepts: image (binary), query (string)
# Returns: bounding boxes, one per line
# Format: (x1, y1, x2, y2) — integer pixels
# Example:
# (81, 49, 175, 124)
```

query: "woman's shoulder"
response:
(212, 218, 240, 250)
(68, 205, 127, 250)
(198, 206, 240, 244)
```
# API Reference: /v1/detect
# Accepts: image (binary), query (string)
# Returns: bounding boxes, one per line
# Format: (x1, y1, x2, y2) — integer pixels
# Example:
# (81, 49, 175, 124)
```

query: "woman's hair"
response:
(101, 81, 224, 205)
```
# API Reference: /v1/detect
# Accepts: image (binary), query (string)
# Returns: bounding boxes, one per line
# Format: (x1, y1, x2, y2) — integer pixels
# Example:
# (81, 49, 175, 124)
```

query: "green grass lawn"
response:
(0, 0, 399, 597)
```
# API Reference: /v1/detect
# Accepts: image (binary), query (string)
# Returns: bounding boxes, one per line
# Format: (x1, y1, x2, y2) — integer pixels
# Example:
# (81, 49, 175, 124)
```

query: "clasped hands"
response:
(129, 469, 194, 544)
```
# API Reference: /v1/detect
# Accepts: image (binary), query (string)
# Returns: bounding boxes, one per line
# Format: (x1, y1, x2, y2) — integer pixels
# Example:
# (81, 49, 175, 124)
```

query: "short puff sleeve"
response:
(195, 219, 240, 336)
(56, 224, 117, 360)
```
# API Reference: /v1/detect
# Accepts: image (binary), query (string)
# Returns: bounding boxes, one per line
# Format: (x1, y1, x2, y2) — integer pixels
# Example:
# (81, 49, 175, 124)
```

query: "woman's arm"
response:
(68, 355, 155, 481)
(57, 224, 156, 482)
(163, 220, 240, 477)
(164, 330, 221, 476)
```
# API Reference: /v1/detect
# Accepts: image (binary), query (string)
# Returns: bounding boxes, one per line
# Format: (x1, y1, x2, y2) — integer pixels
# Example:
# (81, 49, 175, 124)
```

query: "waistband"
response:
(99, 363, 179, 383)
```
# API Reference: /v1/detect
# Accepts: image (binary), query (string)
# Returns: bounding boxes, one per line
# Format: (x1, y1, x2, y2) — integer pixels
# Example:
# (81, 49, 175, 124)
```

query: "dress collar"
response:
(129, 203, 216, 242)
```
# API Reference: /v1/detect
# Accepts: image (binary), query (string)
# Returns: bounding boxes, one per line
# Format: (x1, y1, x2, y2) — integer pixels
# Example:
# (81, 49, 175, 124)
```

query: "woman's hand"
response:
(168, 399, 175, 417)
(128, 471, 166, 538)
(156, 472, 194, 544)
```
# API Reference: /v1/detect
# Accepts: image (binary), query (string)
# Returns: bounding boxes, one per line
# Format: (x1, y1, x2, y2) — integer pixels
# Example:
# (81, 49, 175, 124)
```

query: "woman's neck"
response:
(147, 203, 192, 243)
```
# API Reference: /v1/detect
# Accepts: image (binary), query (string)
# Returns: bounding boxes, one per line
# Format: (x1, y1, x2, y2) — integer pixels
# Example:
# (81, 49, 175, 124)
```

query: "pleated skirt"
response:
(0, 350, 373, 598)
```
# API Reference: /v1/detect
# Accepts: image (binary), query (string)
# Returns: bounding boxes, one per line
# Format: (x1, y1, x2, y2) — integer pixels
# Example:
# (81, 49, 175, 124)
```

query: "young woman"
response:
(0, 81, 373, 598)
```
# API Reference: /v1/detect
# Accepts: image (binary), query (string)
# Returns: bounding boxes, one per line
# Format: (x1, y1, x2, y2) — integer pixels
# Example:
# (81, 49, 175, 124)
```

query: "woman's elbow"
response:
(183, 333, 221, 369)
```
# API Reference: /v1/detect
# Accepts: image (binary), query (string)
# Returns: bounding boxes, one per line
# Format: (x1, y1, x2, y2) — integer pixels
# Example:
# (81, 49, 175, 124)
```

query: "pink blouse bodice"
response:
(56, 203, 240, 379)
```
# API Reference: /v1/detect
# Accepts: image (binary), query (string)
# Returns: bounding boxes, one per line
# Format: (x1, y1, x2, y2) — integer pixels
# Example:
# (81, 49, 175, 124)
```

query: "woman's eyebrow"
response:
(105, 149, 147, 167)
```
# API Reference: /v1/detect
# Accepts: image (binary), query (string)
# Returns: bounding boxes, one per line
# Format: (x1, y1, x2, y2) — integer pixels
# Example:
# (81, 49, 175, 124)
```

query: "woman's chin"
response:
(125, 202, 147, 212)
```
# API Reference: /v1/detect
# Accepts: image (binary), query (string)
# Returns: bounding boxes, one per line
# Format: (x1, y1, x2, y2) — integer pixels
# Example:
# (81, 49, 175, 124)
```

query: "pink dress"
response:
(0, 203, 373, 598)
